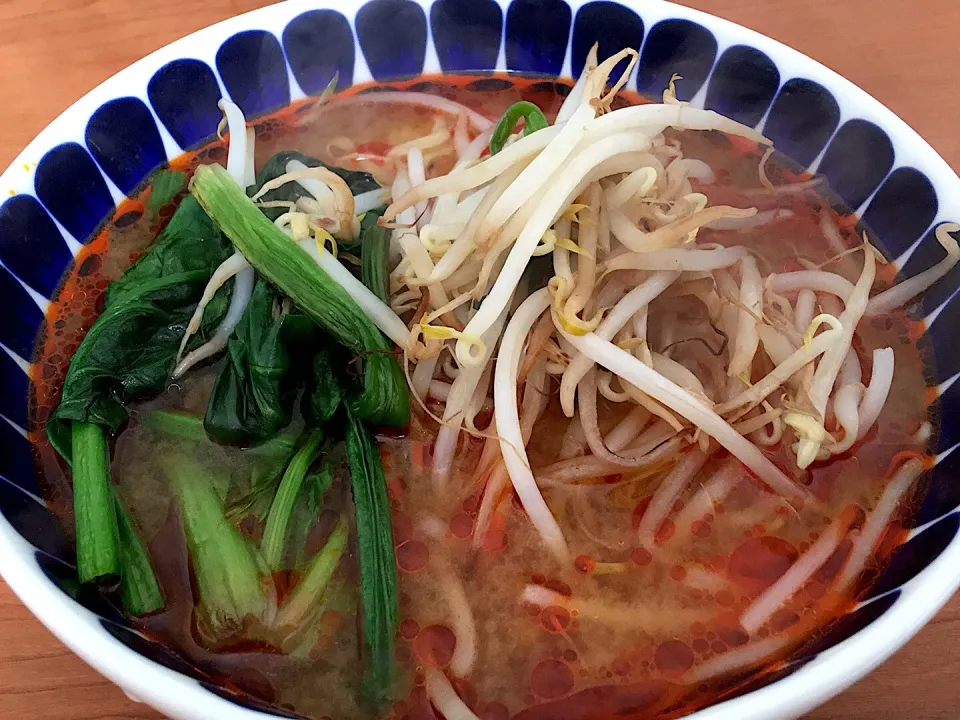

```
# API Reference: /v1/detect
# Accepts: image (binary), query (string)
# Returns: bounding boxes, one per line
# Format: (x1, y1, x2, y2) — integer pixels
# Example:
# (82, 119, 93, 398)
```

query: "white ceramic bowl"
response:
(1, 1, 959, 718)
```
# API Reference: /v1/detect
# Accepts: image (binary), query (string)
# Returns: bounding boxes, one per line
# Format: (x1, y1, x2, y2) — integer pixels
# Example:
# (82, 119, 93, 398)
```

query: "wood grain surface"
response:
(1, 0, 958, 717)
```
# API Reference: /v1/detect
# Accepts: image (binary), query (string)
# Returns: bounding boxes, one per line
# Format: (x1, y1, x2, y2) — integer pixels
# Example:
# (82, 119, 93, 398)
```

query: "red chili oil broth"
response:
(28, 75, 936, 719)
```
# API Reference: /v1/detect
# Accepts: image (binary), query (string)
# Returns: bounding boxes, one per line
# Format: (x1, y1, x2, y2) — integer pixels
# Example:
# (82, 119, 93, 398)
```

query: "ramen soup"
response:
(31, 47, 951, 720)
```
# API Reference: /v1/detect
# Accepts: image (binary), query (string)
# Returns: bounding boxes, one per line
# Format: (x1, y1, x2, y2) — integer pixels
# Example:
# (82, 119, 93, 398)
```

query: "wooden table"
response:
(1, 0, 958, 717)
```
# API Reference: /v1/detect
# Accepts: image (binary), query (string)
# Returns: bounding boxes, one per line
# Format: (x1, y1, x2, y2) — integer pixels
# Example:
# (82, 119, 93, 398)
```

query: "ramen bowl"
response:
(1, 1, 959, 718)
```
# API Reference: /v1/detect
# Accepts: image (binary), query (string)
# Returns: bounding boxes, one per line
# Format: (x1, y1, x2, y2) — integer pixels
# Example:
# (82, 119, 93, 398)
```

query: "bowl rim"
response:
(2, 1, 959, 719)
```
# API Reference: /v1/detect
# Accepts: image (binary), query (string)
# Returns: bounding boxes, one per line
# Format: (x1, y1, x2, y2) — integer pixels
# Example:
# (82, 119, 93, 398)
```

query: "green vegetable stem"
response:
(360, 208, 390, 304)
(490, 101, 549, 155)
(261, 429, 326, 570)
(47, 196, 233, 462)
(274, 515, 349, 630)
(190, 163, 408, 428)
(203, 279, 315, 445)
(115, 494, 164, 616)
(164, 453, 268, 641)
(345, 407, 398, 702)
(71, 421, 120, 585)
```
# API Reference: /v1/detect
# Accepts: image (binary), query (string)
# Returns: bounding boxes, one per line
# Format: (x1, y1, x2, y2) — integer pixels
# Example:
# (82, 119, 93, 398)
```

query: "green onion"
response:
(345, 407, 398, 702)
(360, 208, 390, 304)
(490, 101, 549, 155)
(274, 515, 348, 630)
(190, 163, 408, 428)
(163, 453, 268, 640)
(71, 421, 120, 585)
(115, 494, 164, 616)
(261, 429, 325, 570)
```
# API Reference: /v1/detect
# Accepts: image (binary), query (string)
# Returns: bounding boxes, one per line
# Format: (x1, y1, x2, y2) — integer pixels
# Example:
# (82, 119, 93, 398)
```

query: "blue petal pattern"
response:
(430, 0, 503, 73)
(36, 554, 129, 621)
(862, 167, 938, 259)
(916, 444, 960, 526)
(705, 46, 780, 127)
(798, 591, 901, 657)
(931, 307, 960, 396)
(899, 224, 960, 319)
(505, 0, 572, 77)
(356, 0, 428, 81)
(763, 79, 841, 167)
(865, 513, 959, 600)
(100, 618, 204, 678)
(0, 350, 27, 429)
(0, 481, 68, 561)
(0, 195, 71, 298)
(35, 143, 114, 242)
(216, 31, 291, 117)
(0, 417, 38, 497)
(0, 263, 44, 360)
(147, 59, 223, 150)
(635, 20, 717, 102)
(283, 10, 355, 94)
(85, 98, 167, 196)
(818, 120, 895, 210)
(0, 423, 68, 560)
(571, 1, 644, 80)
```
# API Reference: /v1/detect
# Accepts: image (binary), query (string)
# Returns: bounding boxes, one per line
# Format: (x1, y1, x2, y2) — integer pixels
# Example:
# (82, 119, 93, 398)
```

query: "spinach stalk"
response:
(359, 208, 390, 304)
(71, 421, 120, 585)
(288, 460, 335, 570)
(190, 163, 408, 428)
(261, 429, 325, 570)
(164, 453, 268, 639)
(141, 409, 297, 457)
(115, 494, 164, 616)
(274, 515, 349, 630)
(345, 407, 398, 701)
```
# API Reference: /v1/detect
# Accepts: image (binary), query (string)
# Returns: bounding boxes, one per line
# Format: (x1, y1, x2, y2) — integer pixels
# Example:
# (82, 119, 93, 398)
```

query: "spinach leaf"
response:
(203, 279, 315, 446)
(253, 150, 380, 224)
(303, 349, 347, 428)
(146, 169, 187, 214)
(345, 407, 398, 701)
(360, 208, 390, 304)
(192, 164, 409, 429)
(48, 197, 233, 460)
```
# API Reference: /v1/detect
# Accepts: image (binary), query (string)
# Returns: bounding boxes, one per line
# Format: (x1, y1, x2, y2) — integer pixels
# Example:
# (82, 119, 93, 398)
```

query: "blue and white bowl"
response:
(0, 1, 958, 718)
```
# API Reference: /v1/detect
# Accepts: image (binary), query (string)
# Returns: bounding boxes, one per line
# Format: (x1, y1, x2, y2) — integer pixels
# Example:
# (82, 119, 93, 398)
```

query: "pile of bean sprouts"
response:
(182, 46, 959, 716)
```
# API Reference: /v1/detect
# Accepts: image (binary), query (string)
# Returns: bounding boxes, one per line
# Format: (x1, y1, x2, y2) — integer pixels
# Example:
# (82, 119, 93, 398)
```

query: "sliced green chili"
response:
(490, 101, 549, 155)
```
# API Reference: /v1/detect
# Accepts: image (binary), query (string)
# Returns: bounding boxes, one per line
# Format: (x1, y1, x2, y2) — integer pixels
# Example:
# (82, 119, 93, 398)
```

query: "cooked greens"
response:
(261, 428, 325, 570)
(115, 494, 164, 616)
(203, 279, 315, 445)
(48, 134, 407, 705)
(253, 150, 379, 226)
(344, 407, 397, 701)
(165, 453, 268, 641)
(71, 421, 119, 585)
(48, 197, 233, 458)
(190, 162, 408, 428)
(360, 208, 390, 304)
